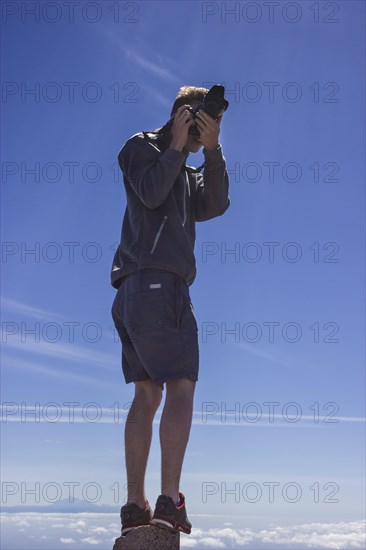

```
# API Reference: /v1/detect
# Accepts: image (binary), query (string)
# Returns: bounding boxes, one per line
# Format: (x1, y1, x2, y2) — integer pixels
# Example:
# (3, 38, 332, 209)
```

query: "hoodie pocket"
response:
(150, 215, 168, 254)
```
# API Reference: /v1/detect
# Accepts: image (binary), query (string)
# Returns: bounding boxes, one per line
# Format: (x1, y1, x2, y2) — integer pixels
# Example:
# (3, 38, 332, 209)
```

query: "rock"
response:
(112, 525, 180, 550)
(112, 526, 180, 549)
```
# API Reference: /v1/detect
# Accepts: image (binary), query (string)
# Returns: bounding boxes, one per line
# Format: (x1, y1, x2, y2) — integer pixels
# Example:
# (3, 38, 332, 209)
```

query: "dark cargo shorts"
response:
(111, 268, 199, 387)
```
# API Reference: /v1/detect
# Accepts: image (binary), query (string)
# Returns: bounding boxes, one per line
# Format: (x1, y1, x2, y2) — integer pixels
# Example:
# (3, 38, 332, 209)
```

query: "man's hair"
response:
(170, 85, 209, 117)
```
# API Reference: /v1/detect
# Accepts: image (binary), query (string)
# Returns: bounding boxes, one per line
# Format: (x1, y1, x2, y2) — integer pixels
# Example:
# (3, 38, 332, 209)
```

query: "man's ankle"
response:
(126, 498, 147, 509)
(162, 491, 180, 506)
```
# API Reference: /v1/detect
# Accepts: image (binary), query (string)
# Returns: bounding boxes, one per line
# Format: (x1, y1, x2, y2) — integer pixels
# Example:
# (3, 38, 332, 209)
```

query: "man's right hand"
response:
(169, 104, 195, 152)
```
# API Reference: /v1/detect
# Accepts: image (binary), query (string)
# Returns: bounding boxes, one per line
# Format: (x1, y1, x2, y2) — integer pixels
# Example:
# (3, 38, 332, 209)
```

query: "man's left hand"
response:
(194, 111, 222, 151)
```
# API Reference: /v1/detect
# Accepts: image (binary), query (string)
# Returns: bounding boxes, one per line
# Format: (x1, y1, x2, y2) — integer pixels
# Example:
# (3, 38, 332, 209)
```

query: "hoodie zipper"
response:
(182, 171, 190, 227)
(150, 216, 168, 254)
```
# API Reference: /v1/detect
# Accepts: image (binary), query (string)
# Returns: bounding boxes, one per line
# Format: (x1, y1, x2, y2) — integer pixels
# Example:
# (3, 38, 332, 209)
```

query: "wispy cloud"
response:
(124, 48, 179, 83)
(96, 27, 180, 83)
(2, 355, 118, 390)
(145, 87, 173, 109)
(1, 297, 67, 322)
(2, 335, 117, 370)
(2, 296, 119, 392)
(92, 26, 180, 111)
(237, 341, 304, 371)
(2, 403, 364, 426)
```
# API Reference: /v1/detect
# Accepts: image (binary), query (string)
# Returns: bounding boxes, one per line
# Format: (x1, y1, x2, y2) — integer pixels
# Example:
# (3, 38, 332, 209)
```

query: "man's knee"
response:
(165, 377, 196, 399)
(134, 379, 163, 412)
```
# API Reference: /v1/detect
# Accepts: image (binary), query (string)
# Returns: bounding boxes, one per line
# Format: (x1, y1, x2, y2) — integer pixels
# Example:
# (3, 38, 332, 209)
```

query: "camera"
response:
(187, 85, 229, 137)
(155, 84, 229, 142)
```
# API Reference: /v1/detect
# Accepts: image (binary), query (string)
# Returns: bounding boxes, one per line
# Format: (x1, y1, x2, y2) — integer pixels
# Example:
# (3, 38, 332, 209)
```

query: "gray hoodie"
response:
(110, 126, 230, 289)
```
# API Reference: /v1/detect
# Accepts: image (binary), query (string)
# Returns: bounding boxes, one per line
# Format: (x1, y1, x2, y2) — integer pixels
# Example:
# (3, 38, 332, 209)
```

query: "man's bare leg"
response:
(159, 378, 196, 504)
(125, 379, 162, 508)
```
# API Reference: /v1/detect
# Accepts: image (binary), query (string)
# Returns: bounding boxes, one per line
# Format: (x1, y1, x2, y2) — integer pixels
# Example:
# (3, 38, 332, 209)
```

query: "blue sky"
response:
(1, 1, 365, 549)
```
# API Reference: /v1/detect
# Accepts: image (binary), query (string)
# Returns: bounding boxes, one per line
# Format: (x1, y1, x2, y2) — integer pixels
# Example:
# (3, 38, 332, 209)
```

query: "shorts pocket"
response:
(126, 288, 173, 334)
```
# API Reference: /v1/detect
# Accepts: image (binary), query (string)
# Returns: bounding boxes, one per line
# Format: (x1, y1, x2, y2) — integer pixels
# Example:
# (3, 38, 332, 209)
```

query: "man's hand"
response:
(195, 111, 222, 151)
(169, 104, 196, 152)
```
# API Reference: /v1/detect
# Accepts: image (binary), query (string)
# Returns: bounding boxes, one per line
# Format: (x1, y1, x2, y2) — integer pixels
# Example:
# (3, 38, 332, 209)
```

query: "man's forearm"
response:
(195, 145, 230, 221)
(168, 137, 186, 152)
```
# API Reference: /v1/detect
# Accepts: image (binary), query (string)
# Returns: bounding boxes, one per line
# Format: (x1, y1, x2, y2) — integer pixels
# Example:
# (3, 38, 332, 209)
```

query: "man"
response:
(110, 85, 230, 536)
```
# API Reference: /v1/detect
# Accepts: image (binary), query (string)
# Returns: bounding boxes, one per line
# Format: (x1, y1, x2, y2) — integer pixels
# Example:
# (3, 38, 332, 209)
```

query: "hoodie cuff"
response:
(203, 144, 224, 162)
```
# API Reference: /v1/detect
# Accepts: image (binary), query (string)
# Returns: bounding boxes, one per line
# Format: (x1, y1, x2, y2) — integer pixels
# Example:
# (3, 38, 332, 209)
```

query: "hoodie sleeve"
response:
(119, 135, 187, 209)
(194, 144, 230, 221)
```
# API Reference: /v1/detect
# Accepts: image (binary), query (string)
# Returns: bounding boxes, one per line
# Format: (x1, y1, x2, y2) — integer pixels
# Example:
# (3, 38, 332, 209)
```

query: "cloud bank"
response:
(1, 513, 364, 549)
